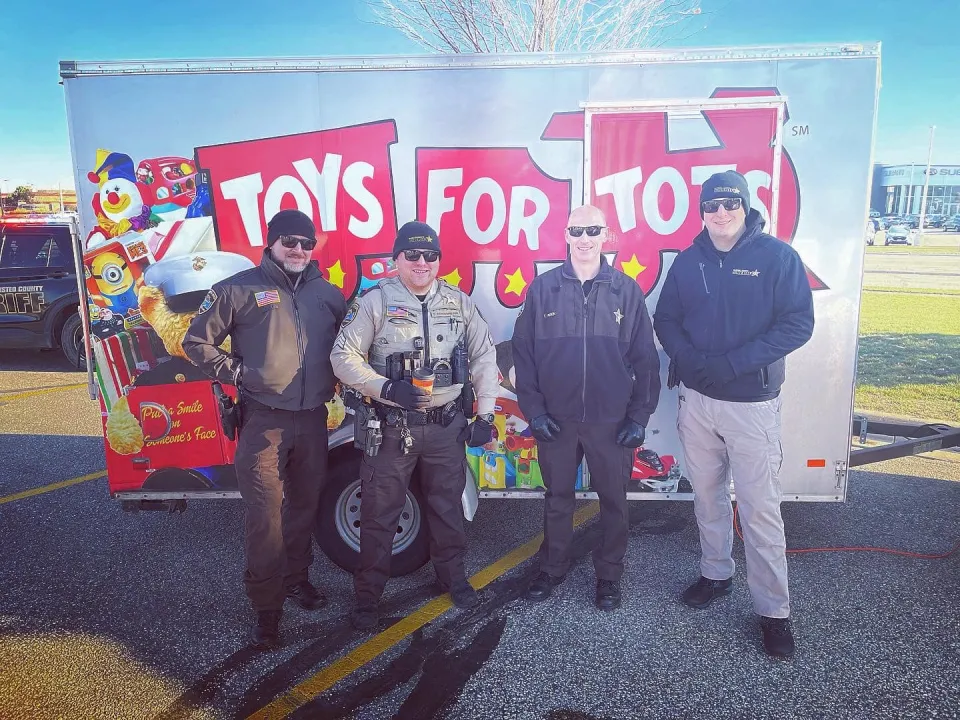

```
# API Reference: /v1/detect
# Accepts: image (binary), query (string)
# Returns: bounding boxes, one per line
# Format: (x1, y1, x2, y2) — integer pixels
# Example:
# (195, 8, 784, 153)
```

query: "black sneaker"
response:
(595, 579, 621, 611)
(351, 604, 379, 631)
(680, 576, 733, 609)
(525, 571, 565, 601)
(449, 581, 480, 609)
(251, 610, 282, 650)
(760, 616, 795, 659)
(286, 580, 328, 611)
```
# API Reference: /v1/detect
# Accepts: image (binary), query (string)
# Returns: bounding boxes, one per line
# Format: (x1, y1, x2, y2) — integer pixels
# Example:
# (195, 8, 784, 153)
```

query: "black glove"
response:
(380, 380, 431, 410)
(695, 355, 736, 389)
(529, 414, 561, 443)
(458, 417, 494, 447)
(677, 348, 706, 378)
(616, 419, 646, 448)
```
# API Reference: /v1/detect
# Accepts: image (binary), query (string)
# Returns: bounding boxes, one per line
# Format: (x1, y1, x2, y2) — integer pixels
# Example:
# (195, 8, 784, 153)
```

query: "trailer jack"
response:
(121, 499, 188, 514)
(850, 415, 960, 466)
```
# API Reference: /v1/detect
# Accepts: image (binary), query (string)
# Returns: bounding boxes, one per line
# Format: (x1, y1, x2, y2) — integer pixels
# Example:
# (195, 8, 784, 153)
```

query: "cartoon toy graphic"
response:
(358, 256, 397, 292)
(105, 395, 145, 455)
(88, 250, 141, 316)
(631, 447, 682, 492)
(136, 157, 198, 221)
(86, 150, 153, 247)
(137, 251, 254, 361)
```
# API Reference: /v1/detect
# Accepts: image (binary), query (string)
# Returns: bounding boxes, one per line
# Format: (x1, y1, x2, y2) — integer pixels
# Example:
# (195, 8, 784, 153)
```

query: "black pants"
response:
(536, 420, 633, 581)
(355, 413, 469, 607)
(234, 404, 329, 612)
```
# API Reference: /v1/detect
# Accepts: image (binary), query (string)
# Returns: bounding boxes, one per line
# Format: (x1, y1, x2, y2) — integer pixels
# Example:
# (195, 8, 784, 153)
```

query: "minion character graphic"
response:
(89, 251, 140, 316)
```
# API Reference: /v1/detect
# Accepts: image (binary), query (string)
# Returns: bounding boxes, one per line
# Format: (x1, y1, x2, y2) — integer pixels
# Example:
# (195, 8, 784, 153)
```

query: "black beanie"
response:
(266, 209, 316, 247)
(700, 171, 751, 217)
(392, 221, 441, 258)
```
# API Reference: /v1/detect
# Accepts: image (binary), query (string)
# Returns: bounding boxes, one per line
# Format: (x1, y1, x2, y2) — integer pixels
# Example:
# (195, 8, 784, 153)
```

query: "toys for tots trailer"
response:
(61, 44, 880, 572)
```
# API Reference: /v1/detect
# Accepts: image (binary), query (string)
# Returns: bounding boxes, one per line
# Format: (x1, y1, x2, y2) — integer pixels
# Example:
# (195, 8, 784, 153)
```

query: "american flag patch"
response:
(255, 290, 281, 307)
(386, 305, 413, 318)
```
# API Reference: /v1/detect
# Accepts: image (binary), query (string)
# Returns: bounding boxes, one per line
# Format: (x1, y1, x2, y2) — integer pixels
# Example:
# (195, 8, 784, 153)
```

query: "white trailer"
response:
(62, 43, 909, 575)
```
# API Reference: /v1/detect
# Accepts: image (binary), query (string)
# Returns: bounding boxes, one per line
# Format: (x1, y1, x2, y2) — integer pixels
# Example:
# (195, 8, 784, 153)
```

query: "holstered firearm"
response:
(343, 386, 382, 457)
(212, 381, 241, 441)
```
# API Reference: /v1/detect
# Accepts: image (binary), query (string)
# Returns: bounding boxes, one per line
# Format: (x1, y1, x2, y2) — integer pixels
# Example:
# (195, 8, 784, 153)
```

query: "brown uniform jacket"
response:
(183, 252, 346, 411)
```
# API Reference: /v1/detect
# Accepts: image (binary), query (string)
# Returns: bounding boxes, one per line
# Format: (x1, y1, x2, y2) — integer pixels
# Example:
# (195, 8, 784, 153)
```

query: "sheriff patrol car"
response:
(0, 215, 86, 367)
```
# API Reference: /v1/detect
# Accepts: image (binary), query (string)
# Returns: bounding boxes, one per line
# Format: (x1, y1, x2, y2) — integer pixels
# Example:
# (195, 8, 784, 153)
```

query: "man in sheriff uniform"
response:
(331, 220, 500, 631)
(183, 209, 346, 649)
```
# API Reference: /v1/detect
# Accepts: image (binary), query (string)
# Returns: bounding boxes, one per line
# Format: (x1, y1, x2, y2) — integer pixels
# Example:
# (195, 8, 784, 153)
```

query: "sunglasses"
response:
(402, 249, 440, 263)
(701, 198, 743, 214)
(278, 235, 318, 250)
(567, 225, 605, 237)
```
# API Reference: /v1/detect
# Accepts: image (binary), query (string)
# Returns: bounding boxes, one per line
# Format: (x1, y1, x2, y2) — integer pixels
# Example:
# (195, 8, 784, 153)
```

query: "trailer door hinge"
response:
(835, 461, 848, 489)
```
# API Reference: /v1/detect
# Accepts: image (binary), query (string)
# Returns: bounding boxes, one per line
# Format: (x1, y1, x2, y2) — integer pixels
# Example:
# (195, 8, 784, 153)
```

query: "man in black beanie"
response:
(184, 208, 346, 649)
(331, 220, 501, 631)
(653, 171, 814, 660)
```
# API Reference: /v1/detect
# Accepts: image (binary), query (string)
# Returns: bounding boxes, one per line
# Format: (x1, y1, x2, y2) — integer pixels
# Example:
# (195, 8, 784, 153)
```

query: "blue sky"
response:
(0, 0, 956, 189)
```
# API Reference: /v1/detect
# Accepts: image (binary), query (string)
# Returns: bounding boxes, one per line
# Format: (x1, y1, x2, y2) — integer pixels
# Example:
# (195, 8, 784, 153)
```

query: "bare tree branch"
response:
(367, 0, 706, 53)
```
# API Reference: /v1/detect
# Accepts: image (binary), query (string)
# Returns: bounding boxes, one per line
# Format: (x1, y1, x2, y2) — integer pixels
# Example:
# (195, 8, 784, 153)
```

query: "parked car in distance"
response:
(943, 215, 960, 232)
(884, 224, 912, 245)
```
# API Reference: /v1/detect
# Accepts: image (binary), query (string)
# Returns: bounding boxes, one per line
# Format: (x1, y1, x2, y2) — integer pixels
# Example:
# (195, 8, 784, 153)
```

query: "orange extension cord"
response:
(732, 506, 960, 560)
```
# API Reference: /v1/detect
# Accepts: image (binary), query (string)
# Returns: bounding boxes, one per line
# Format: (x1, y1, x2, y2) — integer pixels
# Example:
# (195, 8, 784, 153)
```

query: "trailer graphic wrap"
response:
(63, 48, 880, 504)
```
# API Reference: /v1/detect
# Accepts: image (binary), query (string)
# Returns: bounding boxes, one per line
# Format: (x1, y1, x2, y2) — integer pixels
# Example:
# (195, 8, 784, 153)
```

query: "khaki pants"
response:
(677, 385, 789, 618)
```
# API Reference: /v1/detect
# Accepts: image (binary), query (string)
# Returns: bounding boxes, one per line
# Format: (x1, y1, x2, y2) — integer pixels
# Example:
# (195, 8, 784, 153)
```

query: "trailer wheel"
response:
(60, 313, 86, 370)
(315, 451, 431, 577)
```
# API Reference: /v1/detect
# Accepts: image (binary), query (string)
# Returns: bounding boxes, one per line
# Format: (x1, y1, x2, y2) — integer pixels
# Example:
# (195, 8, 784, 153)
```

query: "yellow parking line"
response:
(0, 470, 106, 506)
(0, 383, 86, 403)
(248, 501, 600, 720)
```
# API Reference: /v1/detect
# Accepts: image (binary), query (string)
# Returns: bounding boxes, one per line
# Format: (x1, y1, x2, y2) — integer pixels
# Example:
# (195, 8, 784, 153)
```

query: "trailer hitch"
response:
(850, 415, 960, 467)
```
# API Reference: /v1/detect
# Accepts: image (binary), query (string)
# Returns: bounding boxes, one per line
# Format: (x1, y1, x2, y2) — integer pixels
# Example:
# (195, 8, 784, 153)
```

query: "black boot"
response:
(351, 604, 379, 631)
(286, 580, 328, 611)
(595, 579, 621, 611)
(760, 616, 795, 659)
(525, 571, 564, 601)
(680, 576, 733, 609)
(251, 610, 282, 650)
(449, 580, 480, 609)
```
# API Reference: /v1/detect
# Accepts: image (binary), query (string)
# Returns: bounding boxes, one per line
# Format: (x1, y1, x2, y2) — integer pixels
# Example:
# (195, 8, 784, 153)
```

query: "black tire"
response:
(60, 312, 86, 370)
(315, 450, 431, 577)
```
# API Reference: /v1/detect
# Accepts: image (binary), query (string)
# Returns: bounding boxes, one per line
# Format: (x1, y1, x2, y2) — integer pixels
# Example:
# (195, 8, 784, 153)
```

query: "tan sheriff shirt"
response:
(331, 277, 499, 415)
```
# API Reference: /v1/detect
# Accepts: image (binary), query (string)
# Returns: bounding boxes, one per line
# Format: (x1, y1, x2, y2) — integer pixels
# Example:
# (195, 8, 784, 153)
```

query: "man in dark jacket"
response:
(183, 209, 346, 649)
(653, 171, 814, 660)
(512, 204, 661, 611)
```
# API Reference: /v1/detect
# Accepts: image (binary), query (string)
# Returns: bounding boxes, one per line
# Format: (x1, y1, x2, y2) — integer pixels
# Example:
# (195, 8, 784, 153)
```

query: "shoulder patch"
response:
(198, 289, 217, 315)
(342, 301, 360, 327)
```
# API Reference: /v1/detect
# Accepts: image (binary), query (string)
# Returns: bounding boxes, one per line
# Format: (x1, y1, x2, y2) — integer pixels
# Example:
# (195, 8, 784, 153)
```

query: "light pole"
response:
(0, 179, 8, 218)
(918, 125, 936, 236)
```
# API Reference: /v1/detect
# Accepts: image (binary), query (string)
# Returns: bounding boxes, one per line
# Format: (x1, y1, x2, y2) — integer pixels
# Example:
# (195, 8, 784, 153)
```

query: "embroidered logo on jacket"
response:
(255, 290, 281, 307)
(731, 269, 761, 277)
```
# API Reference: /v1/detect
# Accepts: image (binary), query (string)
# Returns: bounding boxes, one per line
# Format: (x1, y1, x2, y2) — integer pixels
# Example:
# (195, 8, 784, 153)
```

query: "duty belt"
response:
(372, 398, 462, 426)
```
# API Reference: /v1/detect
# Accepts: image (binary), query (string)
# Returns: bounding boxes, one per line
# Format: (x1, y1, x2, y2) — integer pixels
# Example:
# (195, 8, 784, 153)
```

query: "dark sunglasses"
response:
(567, 225, 605, 237)
(278, 234, 318, 250)
(701, 198, 743, 214)
(402, 249, 440, 263)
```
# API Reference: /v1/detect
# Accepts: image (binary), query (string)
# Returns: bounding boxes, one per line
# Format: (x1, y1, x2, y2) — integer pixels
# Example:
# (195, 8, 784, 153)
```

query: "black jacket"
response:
(512, 257, 661, 426)
(183, 252, 347, 411)
(653, 209, 814, 402)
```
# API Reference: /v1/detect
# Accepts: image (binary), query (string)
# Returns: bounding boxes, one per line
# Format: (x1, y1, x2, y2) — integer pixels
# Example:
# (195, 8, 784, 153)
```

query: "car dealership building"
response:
(872, 164, 960, 216)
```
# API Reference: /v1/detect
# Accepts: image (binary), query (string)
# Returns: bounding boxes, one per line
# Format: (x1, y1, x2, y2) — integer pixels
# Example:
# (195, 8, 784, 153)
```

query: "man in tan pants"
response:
(653, 171, 814, 659)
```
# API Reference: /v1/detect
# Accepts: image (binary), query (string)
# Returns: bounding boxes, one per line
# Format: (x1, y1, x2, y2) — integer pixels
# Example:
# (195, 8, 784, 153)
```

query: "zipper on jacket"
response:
(699, 262, 710, 294)
(421, 302, 431, 365)
(292, 293, 306, 407)
(581, 292, 588, 422)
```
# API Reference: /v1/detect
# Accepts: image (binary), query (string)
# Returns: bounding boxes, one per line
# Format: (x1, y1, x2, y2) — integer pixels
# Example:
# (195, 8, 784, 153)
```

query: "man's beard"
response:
(282, 257, 310, 273)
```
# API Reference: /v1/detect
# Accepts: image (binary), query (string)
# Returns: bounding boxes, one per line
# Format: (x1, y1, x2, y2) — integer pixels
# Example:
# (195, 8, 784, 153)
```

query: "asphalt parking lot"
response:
(0, 350, 958, 720)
